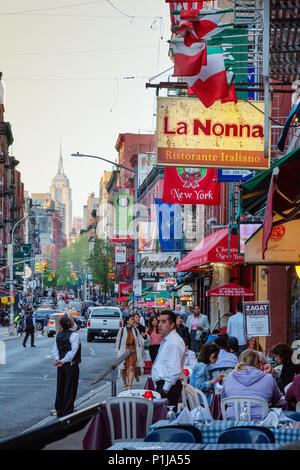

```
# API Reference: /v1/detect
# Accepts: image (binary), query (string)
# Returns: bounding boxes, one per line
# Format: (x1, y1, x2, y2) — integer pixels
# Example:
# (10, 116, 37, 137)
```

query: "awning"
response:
(116, 296, 128, 302)
(206, 283, 254, 297)
(176, 228, 244, 272)
(239, 145, 300, 220)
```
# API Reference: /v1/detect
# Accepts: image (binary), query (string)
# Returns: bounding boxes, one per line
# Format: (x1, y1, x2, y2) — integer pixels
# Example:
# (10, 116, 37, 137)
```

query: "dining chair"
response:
(146, 425, 203, 443)
(296, 402, 300, 412)
(117, 389, 161, 399)
(220, 397, 269, 421)
(217, 426, 275, 444)
(144, 428, 196, 443)
(181, 383, 213, 419)
(105, 397, 154, 444)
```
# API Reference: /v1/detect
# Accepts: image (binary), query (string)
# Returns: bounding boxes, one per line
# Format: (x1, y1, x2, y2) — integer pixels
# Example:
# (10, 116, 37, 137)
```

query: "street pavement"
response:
(0, 322, 151, 450)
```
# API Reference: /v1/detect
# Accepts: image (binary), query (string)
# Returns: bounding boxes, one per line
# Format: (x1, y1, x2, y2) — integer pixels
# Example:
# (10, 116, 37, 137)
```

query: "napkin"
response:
(191, 406, 214, 422)
(259, 408, 295, 427)
(174, 407, 193, 425)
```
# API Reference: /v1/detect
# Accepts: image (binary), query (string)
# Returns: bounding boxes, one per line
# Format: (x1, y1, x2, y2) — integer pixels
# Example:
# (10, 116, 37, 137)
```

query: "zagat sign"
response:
(156, 97, 269, 171)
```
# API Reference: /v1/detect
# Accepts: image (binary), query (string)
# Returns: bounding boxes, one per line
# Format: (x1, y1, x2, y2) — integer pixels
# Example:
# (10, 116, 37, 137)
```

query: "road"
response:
(0, 300, 117, 439)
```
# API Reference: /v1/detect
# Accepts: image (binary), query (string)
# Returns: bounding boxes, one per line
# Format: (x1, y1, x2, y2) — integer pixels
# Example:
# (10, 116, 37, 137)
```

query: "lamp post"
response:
(71, 152, 139, 308)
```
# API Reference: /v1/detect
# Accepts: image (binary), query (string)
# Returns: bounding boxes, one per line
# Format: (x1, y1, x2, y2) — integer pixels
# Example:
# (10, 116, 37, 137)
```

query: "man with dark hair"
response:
(226, 302, 247, 354)
(52, 314, 81, 417)
(23, 310, 37, 347)
(151, 310, 185, 410)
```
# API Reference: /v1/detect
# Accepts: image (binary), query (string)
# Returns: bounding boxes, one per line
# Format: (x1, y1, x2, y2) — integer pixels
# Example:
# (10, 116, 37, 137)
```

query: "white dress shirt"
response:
(151, 330, 185, 391)
(226, 312, 246, 346)
(52, 330, 80, 364)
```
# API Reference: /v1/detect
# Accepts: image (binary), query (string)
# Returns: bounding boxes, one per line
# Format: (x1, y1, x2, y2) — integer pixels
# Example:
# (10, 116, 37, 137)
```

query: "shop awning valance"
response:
(176, 228, 244, 273)
(206, 283, 254, 297)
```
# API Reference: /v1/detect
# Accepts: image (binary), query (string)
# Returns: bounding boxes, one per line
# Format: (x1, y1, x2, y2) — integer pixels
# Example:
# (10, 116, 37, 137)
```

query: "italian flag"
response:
(173, 41, 207, 76)
(185, 47, 233, 107)
(169, 2, 204, 27)
(174, 9, 233, 47)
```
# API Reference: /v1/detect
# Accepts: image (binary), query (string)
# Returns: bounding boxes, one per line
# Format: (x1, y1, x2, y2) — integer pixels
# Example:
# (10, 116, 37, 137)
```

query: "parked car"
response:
(33, 308, 53, 331)
(87, 307, 123, 342)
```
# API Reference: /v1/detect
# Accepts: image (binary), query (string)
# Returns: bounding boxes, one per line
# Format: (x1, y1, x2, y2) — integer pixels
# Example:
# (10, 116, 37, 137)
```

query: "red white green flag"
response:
(162, 167, 220, 205)
(173, 41, 207, 76)
(173, 8, 233, 46)
(184, 47, 231, 107)
(169, 2, 204, 28)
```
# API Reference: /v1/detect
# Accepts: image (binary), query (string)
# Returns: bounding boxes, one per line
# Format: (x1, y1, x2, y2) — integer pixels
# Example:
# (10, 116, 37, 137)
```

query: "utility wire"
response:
(0, 0, 106, 16)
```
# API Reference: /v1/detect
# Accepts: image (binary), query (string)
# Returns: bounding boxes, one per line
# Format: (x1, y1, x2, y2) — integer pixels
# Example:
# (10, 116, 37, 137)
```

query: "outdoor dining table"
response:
(107, 442, 206, 450)
(82, 398, 169, 450)
(203, 444, 282, 451)
(149, 420, 300, 445)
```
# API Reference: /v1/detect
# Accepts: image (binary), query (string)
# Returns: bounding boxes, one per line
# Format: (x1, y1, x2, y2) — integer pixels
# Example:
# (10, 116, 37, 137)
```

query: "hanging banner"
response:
(162, 167, 220, 205)
(155, 198, 183, 251)
(156, 97, 268, 170)
(115, 246, 126, 263)
(113, 189, 134, 242)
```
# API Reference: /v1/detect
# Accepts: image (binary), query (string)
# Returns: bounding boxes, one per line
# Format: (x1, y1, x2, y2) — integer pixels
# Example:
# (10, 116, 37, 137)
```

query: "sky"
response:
(0, 0, 172, 218)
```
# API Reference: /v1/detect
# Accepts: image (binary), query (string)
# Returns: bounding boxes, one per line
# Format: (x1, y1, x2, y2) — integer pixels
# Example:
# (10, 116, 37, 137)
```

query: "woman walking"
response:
(116, 314, 145, 390)
(146, 316, 163, 363)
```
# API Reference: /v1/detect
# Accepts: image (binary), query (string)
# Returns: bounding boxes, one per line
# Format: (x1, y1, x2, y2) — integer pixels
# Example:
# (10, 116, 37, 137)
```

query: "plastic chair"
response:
(117, 389, 161, 399)
(181, 383, 213, 419)
(296, 402, 300, 412)
(106, 397, 154, 444)
(217, 426, 275, 444)
(145, 425, 203, 443)
(221, 397, 269, 421)
(144, 428, 196, 443)
(283, 412, 300, 422)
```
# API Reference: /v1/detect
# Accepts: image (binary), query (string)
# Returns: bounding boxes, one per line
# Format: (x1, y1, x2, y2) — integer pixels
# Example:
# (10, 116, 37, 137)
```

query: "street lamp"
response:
(71, 152, 139, 307)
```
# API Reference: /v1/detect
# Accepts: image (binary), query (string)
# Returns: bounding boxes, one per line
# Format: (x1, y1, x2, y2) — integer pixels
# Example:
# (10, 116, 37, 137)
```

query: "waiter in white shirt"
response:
(151, 310, 185, 410)
(226, 302, 247, 354)
(52, 314, 81, 417)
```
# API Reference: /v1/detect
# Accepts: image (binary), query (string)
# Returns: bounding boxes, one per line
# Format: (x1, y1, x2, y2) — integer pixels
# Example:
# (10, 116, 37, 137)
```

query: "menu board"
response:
(243, 301, 271, 337)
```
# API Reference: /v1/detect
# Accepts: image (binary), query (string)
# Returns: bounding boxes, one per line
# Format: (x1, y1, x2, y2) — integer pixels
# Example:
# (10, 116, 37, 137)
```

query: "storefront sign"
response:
(162, 167, 220, 205)
(178, 285, 193, 297)
(245, 217, 300, 264)
(138, 153, 156, 187)
(156, 97, 268, 170)
(138, 252, 181, 273)
(115, 246, 126, 263)
(243, 301, 271, 337)
(133, 279, 142, 297)
(165, 278, 177, 286)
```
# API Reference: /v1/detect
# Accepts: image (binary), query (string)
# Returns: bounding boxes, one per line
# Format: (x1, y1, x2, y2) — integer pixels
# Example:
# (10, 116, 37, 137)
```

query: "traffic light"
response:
(42, 262, 47, 272)
(35, 262, 41, 273)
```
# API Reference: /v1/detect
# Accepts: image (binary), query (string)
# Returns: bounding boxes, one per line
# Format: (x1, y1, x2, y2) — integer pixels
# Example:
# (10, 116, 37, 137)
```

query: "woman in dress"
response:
(146, 315, 163, 363)
(116, 314, 145, 390)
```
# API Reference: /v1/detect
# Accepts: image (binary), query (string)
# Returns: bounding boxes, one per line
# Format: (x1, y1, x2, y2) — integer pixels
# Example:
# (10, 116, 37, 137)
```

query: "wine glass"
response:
(166, 406, 176, 422)
(193, 406, 204, 425)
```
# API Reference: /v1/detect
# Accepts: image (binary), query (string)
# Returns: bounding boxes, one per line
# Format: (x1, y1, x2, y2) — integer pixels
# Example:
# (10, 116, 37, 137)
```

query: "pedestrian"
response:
(52, 314, 81, 417)
(146, 316, 163, 363)
(226, 302, 247, 354)
(186, 305, 210, 354)
(175, 314, 191, 349)
(133, 313, 148, 381)
(116, 314, 145, 391)
(23, 310, 37, 347)
(151, 310, 185, 410)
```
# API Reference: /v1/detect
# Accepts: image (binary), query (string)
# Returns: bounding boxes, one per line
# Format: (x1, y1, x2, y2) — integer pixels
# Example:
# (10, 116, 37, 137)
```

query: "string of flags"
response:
(167, 1, 237, 107)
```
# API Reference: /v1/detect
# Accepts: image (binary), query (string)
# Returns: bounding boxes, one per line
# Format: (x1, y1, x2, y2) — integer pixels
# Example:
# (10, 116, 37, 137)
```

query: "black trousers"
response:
(23, 330, 34, 346)
(55, 362, 79, 418)
(149, 345, 160, 363)
(155, 379, 182, 411)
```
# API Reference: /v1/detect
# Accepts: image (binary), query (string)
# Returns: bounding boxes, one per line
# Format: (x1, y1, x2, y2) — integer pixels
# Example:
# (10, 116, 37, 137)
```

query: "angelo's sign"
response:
(156, 97, 269, 170)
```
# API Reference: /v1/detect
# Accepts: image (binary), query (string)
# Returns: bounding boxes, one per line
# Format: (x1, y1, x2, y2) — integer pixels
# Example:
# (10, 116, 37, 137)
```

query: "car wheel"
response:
(87, 333, 94, 342)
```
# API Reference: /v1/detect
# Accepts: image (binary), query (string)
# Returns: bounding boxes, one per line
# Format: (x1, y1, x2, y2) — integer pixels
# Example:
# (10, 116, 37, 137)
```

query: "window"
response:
(91, 308, 120, 318)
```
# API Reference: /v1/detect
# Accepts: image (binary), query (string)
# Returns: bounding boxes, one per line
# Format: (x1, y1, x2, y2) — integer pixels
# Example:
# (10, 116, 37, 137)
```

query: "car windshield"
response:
(34, 310, 52, 316)
(91, 308, 120, 317)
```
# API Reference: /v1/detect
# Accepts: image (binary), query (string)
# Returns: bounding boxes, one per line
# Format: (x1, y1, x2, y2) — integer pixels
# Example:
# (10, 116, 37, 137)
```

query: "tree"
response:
(88, 238, 115, 294)
(56, 233, 90, 288)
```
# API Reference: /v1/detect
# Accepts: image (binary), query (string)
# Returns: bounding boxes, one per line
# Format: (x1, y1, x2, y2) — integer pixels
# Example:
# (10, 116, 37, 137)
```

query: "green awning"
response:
(239, 145, 300, 217)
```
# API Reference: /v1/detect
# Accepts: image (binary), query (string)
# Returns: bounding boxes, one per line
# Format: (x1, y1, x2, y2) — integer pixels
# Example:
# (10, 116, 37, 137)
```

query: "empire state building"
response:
(50, 149, 72, 240)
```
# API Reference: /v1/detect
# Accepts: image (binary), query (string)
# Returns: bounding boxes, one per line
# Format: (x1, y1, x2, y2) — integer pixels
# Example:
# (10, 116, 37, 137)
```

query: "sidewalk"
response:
(42, 372, 150, 450)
